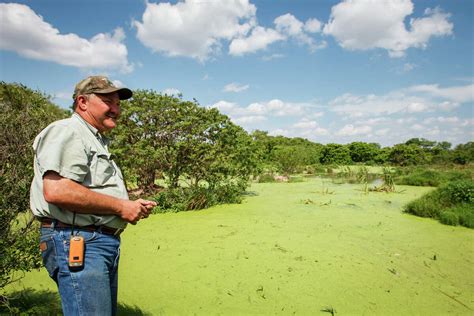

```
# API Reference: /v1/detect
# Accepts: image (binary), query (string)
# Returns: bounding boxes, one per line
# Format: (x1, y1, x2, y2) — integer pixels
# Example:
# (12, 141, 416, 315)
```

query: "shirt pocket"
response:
(90, 152, 116, 186)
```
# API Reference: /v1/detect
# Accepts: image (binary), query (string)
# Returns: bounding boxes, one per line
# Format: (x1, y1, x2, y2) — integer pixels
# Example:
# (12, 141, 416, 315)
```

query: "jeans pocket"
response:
(40, 235, 58, 279)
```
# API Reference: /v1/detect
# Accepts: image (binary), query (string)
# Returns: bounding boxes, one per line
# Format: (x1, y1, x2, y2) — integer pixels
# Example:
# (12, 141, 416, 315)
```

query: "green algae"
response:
(6, 178, 474, 315)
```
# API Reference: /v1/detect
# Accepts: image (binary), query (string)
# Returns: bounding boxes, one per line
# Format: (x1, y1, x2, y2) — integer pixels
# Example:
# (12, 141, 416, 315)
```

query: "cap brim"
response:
(95, 87, 133, 100)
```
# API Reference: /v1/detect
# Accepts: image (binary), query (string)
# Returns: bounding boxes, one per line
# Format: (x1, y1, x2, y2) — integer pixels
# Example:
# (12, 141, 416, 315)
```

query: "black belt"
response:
(39, 218, 124, 237)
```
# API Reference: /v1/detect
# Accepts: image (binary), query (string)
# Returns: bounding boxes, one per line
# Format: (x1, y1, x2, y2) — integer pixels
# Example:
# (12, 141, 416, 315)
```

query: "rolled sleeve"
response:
(33, 124, 89, 182)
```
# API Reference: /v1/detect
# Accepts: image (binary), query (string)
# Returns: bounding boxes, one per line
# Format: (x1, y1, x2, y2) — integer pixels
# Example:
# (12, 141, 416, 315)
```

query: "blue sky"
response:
(0, 0, 472, 146)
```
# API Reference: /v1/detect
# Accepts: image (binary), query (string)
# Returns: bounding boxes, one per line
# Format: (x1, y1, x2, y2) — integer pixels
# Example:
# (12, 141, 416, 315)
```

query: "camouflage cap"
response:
(73, 75, 133, 100)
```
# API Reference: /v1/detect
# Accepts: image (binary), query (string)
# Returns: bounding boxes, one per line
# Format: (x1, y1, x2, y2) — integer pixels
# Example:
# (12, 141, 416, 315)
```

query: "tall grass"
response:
(394, 167, 472, 187)
(404, 179, 474, 228)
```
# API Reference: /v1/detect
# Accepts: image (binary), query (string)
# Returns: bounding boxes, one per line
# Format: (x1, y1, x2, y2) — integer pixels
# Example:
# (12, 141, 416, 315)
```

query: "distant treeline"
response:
(251, 131, 473, 175)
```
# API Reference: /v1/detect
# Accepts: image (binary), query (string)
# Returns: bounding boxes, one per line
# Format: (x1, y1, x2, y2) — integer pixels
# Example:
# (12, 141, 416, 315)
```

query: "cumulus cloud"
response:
(330, 82, 472, 118)
(330, 92, 433, 117)
(133, 1, 325, 59)
(304, 18, 322, 33)
(274, 13, 325, 52)
(230, 13, 325, 56)
(323, 0, 453, 57)
(134, 0, 256, 61)
(293, 119, 319, 129)
(408, 84, 474, 103)
(337, 124, 372, 136)
(229, 26, 284, 55)
(423, 116, 460, 124)
(0, 3, 132, 72)
(223, 82, 249, 92)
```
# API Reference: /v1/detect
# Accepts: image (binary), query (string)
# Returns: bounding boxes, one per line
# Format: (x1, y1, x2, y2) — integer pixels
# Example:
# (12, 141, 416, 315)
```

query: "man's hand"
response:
(118, 199, 157, 224)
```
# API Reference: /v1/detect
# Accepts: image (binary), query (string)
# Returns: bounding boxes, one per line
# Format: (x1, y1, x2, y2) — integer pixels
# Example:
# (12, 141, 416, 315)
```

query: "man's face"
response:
(83, 92, 121, 132)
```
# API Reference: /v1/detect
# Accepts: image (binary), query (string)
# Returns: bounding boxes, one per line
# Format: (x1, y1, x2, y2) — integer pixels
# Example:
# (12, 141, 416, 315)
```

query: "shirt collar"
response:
(72, 113, 110, 146)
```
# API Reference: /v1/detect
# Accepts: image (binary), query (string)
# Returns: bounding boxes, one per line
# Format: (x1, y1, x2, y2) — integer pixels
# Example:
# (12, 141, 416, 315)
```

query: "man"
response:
(30, 75, 156, 315)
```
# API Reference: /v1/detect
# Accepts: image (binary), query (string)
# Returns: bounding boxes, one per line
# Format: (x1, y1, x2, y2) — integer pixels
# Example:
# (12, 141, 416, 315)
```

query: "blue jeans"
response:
(40, 226, 121, 315)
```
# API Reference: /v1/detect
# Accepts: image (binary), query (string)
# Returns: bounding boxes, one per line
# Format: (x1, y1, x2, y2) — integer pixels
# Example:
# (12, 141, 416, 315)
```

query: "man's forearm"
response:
(43, 171, 156, 224)
(43, 171, 125, 216)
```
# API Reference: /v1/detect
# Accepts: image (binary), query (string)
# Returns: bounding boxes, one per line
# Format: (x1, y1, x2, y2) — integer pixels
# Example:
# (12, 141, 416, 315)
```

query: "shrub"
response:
(257, 173, 276, 183)
(404, 179, 474, 228)
(404, 192, 441, 218)
(394, 167, 472, 187)
(0, 82, 68, 292)
(439, 180, 474, 204)
(153, 180, 247, 212)
(439, 211, 459, 226)
(395, 169, 441, 186)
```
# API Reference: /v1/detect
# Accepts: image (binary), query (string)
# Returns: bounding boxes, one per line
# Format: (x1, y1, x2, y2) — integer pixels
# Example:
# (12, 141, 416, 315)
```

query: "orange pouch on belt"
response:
(68, 236, 84, 268)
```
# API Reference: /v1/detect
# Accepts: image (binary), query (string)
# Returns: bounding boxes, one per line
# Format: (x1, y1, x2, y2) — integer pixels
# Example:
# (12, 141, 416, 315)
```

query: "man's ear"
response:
(76, 95, 88, 111)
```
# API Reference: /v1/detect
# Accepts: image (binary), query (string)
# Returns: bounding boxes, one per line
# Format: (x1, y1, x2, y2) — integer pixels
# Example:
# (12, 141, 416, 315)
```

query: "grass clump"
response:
(404, 179, 474, 228)
(153, 180, 247, 212)
(395, 167, 472, 187)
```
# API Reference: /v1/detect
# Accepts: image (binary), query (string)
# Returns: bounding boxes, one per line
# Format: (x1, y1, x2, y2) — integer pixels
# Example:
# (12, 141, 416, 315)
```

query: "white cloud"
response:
(233, 115, 266, 124)
(293, 120, 318, 129)
(407, 102, 428, 113)
(375, 128, 390, 136)
(330, 83, 472, 118)
(304, 18, 322, 33)
(275, 13, 304, 36)
(323, 0, 453, 57)
(229, 26, 284, 56)
(403, 63, 416, 72)
(0, 3, 132, 72)
(223, 82, 249, 93)
(134, 0, 256, 61)
(411, 124, 424, 131)
(423, 116, 460, 124)
(330, 92, 433, 117)
(409, 84, 474, 103)
(162, 88, 181, 96)
(274, 13, 325, 52)
(262, 53, 285, 61)
(269, 129, 291, 137)
(337, 124, 372, 136)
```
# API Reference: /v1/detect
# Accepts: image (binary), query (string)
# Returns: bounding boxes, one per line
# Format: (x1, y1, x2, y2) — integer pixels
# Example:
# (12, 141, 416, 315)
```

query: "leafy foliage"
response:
(394, 167, 472, 187)
(404, 179, 474, 228)
(111, 90, 259, 210)
(320, 143, 352, 165)
(0, 82, 69, 291)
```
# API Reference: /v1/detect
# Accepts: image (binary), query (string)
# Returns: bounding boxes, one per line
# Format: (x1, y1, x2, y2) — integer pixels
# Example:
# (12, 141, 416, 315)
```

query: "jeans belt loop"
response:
(113, 228, 121, 236)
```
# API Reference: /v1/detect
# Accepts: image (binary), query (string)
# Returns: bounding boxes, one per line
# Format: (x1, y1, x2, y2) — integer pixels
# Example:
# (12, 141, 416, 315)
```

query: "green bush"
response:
(153, 180, 247, 213)
(404, 179, 474, 228)
(258, 173, 276, 183)
(0, 82, 69, 292)
(439, 211, 459, 226)
(404, 192, 441, 218)
(396, 169, 441, 186)
(394, 167, 472, 187)
(450, 204, 474, 228)
(439, 180, 474, 204)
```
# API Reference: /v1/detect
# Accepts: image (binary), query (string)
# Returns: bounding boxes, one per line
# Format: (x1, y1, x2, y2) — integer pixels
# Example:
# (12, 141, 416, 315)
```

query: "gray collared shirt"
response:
(30, 113, 128, 229)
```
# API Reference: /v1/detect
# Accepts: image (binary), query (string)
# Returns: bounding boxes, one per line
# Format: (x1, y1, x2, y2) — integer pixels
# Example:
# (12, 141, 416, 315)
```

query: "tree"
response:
(111, 90, 259, 192)
(348, 142, 381, 163)
(405, 138, 436, 150)
(320, 143, 352, 165)
(271, 146, 306, 175)
(0, 82, 69, 292)
(388, 143, 429, 166)
(452, 142, 474, 165)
